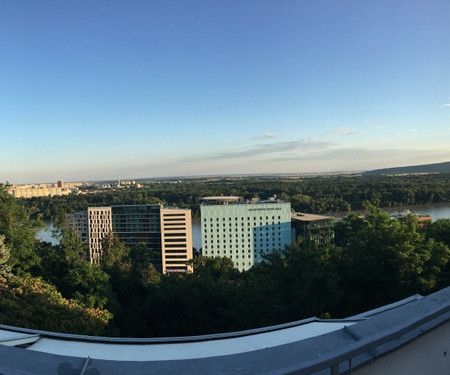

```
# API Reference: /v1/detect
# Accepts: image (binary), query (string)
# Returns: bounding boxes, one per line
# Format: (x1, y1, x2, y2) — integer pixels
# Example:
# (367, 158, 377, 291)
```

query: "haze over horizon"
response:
(2, 1, 450, 185)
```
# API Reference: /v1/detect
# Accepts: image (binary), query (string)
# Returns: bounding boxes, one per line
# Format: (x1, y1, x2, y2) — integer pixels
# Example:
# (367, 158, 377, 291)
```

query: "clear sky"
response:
(1, 0, 450, 184)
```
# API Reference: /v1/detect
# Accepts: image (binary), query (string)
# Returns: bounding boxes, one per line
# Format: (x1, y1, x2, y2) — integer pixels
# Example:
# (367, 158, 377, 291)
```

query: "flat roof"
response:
(201, 196, 242, 201)
(291, 212, 334, 222)
(21, 321, 353, 361)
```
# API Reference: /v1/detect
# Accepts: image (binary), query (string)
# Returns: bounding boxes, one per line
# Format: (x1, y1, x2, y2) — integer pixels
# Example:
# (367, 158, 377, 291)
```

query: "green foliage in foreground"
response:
(0, 276, 111, 335)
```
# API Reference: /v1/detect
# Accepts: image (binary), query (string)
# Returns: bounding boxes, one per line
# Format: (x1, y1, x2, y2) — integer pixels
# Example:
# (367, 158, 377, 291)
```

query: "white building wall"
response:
(201, 201, 291, 272)
(87, 207, 112, 264)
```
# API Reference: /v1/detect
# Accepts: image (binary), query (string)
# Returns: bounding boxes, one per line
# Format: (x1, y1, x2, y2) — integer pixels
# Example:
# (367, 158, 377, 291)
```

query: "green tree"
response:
(0, 183, 42, 272)
(428, 219, 450, 247)
(335, 206, 450, 316)
(128, 243, 161, 285)
(0, 275, 111, 335)
(34, 227, 113, 309)
(0, 235, 12, 277)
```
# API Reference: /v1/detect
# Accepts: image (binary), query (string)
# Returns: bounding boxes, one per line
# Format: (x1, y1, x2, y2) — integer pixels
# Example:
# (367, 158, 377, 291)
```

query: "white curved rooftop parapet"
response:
(23, 321, 355, 361)
(1, 288, 450, 374)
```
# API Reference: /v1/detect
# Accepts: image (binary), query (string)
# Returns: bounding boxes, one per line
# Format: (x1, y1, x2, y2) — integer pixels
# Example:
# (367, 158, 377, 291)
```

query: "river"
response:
(37, 202, 450, 249)
(36, 221, 60, 245)
(332, 201, 450, 221)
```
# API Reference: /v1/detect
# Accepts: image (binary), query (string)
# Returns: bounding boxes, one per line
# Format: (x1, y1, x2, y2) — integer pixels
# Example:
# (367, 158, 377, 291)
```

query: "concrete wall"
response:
(354, 320, 450, 375)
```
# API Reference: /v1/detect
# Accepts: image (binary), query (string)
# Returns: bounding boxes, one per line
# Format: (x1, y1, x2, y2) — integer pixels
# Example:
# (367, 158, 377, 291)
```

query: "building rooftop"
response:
(201, 196, 289, 206)
(1, 287, 450, 374)
(201, 196, 243, 205)
(291, 212, 335, 223)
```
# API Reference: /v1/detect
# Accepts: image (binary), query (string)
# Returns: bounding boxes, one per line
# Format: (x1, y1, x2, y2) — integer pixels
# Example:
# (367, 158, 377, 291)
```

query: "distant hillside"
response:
(365, 161, 450, 175)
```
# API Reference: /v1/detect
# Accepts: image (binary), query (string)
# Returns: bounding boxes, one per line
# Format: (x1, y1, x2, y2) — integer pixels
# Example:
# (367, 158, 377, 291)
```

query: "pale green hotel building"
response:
(201, 196, 292, 271)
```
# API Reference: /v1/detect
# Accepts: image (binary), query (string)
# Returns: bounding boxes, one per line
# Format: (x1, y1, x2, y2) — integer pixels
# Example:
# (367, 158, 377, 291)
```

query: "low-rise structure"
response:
(291, 212, 336, 249)
(389, 209, 432, 229)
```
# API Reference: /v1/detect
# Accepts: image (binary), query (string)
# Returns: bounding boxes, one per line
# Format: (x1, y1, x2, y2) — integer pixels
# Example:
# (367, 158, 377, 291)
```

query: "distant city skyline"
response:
(1, 1, 450, 185)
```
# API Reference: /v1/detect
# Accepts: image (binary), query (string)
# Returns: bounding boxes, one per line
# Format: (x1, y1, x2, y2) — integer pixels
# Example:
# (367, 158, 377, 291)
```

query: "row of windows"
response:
(206, 227, 283, 234)
(204, 216, 282, 222)
(204, 231, 282, 239)
(204, 252, 253, 259)
(204, 249, 252, 254)
(205, 238, 252, 243)
(204, 241, 282, 250)
(203, 238, 283, 246)
(205, 222, 281, 228)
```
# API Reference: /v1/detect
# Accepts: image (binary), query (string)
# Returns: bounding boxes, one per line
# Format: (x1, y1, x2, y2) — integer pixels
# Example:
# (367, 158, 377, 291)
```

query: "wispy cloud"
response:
(251, 132, 280, 140)
(118, 146, 450, 179)
(212, 138, 337, 160)
(442, 103, 450, 108)
(323, 127, 364, 137)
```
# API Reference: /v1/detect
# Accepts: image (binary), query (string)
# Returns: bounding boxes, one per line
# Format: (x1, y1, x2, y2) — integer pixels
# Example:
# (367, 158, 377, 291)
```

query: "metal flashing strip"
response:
(349, 294, 423, 319)
(0, 318, 330, 345)
(0, 333, 41, 347)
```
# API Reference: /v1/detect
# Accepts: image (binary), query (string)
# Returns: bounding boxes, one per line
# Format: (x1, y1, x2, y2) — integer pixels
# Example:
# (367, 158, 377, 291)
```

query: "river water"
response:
(36, 221, 60, 245)
(38, 202, 450, 249)
(332, 202, 450, 221)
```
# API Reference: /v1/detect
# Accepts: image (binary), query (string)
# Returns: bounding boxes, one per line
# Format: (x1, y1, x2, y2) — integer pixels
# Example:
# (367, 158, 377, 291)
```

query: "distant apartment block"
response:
(200, 196, 292, 272)
(66, 204, 193, 274)
(8, 182, 77, 198)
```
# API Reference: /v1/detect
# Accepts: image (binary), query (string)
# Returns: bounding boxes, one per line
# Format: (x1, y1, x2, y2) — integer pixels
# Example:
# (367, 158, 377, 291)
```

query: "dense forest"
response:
(20, 173, 450, 221)
(1, 178, 450, 337)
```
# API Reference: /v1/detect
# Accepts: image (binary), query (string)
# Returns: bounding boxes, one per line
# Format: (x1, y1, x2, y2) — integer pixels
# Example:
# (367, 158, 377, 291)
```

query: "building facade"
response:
(9, 185, 73, 198)
(201, 197, 291, 272)
(291, 212, 336, 249)
(66, 204, 192, 273)
(66, 211, 88, 244)
(87, 207, 113, 264)
(160, 208, 193, 274)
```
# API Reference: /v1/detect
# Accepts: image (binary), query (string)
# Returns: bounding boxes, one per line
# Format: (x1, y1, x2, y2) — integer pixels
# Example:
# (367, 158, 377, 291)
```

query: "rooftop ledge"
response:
(1, 288, 450, 374)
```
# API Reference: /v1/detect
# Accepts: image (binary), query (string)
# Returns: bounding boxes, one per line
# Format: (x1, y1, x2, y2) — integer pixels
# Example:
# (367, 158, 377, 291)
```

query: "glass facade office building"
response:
(112, 205, 162, 250)
(201, 197, 292, 272)
(67, 204, 192, 274)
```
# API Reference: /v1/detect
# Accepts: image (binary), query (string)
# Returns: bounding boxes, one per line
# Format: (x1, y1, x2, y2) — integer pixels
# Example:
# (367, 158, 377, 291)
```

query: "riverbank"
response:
(332, 201, 450, 221)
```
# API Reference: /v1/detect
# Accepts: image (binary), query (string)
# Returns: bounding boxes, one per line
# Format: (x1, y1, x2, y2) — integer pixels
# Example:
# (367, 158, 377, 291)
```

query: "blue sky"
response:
(1, 0, 450, 184)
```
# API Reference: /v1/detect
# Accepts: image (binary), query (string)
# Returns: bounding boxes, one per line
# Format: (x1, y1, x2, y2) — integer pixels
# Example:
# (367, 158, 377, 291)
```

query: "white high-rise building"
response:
(200, 196, 292, 272)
